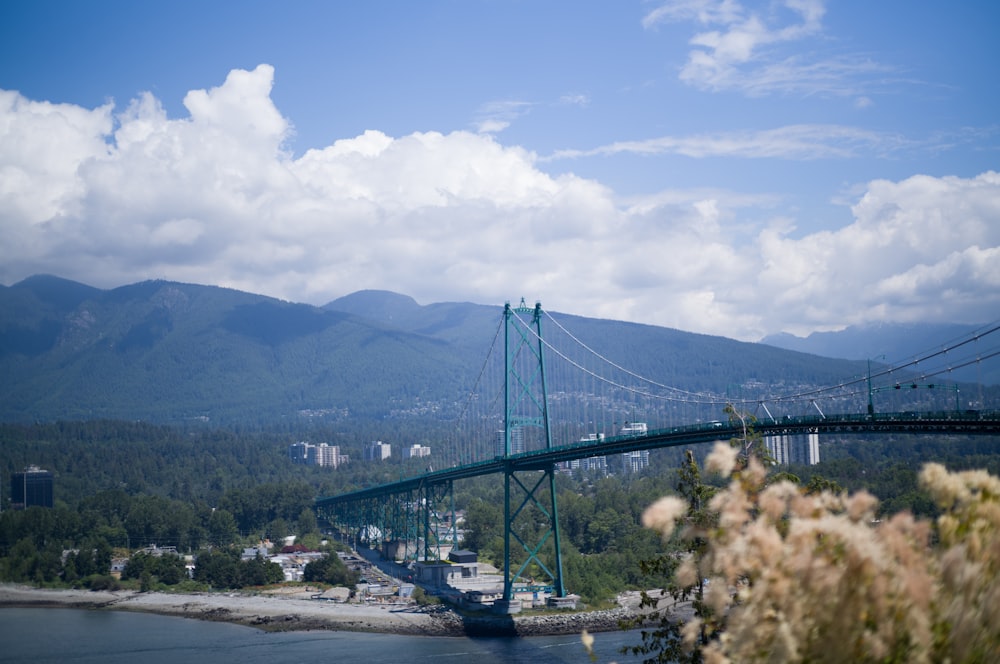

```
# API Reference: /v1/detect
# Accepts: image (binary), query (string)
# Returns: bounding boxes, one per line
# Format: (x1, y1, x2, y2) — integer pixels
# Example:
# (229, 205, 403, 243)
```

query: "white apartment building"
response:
(766, 432, 820, 466)
(494, 427, 525, 456)
(620, 450, 650, 473)
(403, 444, 431, 459)
(287, 442, 348, 468)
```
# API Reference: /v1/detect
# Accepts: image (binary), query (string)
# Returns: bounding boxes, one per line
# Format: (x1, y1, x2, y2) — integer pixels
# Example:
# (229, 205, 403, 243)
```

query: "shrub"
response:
(85, 574, 122, 591)
(637, 442, 1000, 664)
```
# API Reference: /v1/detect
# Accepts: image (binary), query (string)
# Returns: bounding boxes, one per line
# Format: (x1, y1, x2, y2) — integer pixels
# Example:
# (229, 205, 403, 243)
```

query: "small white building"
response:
(413, 550, 480, 587)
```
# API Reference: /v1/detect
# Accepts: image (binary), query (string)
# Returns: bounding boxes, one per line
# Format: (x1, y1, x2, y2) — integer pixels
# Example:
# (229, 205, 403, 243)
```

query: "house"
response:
(412, 549, 479, 587)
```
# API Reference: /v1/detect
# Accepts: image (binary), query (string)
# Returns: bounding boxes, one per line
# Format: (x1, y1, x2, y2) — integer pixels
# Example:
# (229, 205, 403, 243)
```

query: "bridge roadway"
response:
(314, 409, 1000, 508)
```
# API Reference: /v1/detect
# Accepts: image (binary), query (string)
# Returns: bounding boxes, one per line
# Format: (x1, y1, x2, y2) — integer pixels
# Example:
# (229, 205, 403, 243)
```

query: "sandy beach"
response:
(0, 584, 666, 637)
(0, 584, 462, 635)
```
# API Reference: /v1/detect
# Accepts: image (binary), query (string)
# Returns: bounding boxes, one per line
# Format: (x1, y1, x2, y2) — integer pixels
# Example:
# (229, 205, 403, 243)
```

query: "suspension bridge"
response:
(316, 300, 1000, 612)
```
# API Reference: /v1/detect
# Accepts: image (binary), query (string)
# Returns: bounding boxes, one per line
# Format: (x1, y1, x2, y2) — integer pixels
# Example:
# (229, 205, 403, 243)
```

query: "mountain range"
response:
(0, 275, 993, 427)
(762, 324, 985, 363)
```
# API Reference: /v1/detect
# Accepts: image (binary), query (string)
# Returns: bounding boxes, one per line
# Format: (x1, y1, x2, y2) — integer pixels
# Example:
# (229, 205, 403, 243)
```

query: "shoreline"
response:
(0, 584, 671, 638)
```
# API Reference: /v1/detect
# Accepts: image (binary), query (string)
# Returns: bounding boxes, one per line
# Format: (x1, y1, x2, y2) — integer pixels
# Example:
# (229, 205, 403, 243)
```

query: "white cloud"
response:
(644, 0, 889, 98)
(754, 171, 1000, 334)
(559, 93, 590, 107)
(549, 124, 898, 161)
(474, 100, 533, 134)
(0, 90, 113, 225)
(1, 66, 998, 342)
(642, 0, 745, 28)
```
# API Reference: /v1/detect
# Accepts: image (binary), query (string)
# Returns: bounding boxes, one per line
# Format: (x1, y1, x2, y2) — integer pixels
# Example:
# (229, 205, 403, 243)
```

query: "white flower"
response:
(706, 441, 739, 477)
(642, 495, 688, 536)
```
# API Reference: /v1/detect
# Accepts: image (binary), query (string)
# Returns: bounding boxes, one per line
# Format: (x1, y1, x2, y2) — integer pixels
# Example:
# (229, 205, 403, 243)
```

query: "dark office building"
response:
(11, 466, 54, 509)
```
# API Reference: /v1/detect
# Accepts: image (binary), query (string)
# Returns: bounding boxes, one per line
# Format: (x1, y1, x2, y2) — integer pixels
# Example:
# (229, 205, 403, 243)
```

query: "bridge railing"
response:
(317, 409, 1000, 508)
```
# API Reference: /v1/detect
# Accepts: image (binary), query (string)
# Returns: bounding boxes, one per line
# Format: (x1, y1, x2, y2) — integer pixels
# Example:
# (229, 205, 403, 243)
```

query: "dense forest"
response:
(1, 420, 996, 604)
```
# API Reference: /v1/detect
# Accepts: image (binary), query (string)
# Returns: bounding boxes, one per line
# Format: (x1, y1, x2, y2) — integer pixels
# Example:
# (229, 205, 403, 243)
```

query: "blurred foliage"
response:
(630, 446, 1000, 663)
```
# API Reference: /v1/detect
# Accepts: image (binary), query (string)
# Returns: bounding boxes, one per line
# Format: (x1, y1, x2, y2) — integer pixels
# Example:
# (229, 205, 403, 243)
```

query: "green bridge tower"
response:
(495, 299, 567, 613)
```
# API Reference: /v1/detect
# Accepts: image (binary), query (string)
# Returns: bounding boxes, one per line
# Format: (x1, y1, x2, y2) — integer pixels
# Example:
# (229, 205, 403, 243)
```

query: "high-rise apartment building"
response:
(617, 423, 650, 473)
(11, 466, 54, 509)
(288, 442, 310, 463)
(314, 443, 345, 467)
(364, 441, 392, 461)
(558, 434, 609, 476)
(287, 442, 348, 468)
(620, 450, 651, 473)
(766, 432, 820, 466)
(494, 427, 525, 456)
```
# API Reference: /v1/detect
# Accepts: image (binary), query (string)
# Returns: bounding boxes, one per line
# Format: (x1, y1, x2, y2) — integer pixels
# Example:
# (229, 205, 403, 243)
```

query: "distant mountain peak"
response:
(9, 274, 101, 311)
(323, 290, 421, 324)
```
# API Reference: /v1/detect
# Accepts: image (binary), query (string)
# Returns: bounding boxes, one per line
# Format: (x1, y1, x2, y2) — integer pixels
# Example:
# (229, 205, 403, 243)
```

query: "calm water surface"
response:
(1, 608, 644, 663)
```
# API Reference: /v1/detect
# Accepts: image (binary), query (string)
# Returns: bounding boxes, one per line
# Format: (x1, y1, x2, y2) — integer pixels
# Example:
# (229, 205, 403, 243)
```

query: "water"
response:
(0, 608, 644, 663)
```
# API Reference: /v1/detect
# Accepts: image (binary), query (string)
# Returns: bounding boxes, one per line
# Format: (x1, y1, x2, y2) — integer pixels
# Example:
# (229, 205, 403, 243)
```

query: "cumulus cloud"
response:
(754, 171, 1000, 335)
(1, 66, 998, 341)
(0, 91, 113, 224)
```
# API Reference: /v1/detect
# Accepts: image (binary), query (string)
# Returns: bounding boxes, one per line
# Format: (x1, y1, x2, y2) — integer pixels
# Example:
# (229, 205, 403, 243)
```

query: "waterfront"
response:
(0, 583, 666, 637)
(1, 608, 644, 663)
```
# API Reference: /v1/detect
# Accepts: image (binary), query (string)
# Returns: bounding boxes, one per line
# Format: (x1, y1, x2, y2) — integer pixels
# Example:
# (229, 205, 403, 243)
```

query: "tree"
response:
(303, 553, 358, 587)
(585, 508, 629, 553)
(461, 500, 502, 556)
(61, 553, 80, 584)
(804, 474, 842, 495)
(123, 551, 187, 587)
(621, 449, 719, 663)
(206, 509, 239, 546)
(411, 585, 437, 605)
(193, 549, 240, 588)
(724, 403, 771, 467)
(193, 549, 282, 589)
(267, 518, 289, 543)
(240, 555, 284, 586)
(296, 508, 318, 536)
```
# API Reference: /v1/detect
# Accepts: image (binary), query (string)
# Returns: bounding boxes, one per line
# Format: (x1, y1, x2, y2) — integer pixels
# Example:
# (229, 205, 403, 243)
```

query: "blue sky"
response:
(1, 0, 998, 341)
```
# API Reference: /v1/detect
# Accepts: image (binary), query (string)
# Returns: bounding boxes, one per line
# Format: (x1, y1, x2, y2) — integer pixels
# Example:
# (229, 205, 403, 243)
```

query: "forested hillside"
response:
(2, 274, 962, 427)
(0, 276, 470, 424)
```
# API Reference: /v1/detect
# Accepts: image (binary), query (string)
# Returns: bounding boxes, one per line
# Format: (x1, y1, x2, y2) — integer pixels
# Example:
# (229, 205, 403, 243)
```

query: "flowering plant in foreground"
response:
(639, 442, 1000, 663)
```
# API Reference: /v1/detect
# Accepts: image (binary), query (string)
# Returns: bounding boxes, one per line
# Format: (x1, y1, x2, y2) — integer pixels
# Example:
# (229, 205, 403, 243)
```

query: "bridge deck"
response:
(315, 409, 1000, 508)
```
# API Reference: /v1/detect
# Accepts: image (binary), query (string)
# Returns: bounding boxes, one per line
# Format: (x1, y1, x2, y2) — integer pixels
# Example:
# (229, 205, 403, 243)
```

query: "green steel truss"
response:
(319, 480, 456, 564)
(502, 300, 566, 600)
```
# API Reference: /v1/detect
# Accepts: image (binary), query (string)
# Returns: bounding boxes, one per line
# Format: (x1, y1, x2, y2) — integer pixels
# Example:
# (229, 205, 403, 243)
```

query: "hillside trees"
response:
(217, 482, 316, 538)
